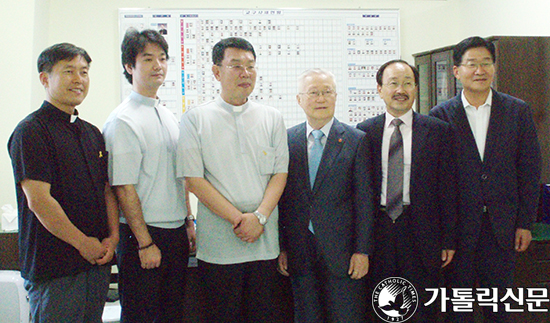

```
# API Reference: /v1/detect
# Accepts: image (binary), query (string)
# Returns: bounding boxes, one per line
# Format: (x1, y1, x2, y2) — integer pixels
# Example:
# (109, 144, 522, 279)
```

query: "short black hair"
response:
(453, 36, 496, 67)
(212, 37, 256, 66)
(37, 43, 91, 74)
(121, 28, 169, 84)
(376, 59, 419, 86)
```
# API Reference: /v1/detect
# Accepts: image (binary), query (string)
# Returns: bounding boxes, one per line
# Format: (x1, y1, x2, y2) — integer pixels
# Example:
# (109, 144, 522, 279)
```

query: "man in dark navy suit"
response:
(278, 68, 372, 322)
(430, 36, 541, 323)
(357, 59, 458, 322)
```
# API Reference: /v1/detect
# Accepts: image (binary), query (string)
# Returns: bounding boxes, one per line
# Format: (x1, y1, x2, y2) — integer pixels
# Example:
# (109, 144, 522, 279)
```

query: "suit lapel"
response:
(372, 115, 385, 194)
(291, 123, 311, 193)
(450, 96, 483, 163)
(483, 91, 504, 163)
(410, 113, 430, 191)
(411, 112, 429, 168)
(312, 119, 345, 193)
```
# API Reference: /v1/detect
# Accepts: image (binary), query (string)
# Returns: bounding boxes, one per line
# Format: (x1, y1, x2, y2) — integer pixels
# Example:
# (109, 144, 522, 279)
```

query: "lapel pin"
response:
(99, 151, 103, 158)
(338, 138, 343, 143)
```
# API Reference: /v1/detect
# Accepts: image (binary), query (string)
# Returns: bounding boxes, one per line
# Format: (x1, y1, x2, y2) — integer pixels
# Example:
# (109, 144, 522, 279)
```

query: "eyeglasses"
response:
(220, 64, 257, 73)
(299, 90, 336, 98)
(383, 81, 416, 90)
(460, 62, 494, 70)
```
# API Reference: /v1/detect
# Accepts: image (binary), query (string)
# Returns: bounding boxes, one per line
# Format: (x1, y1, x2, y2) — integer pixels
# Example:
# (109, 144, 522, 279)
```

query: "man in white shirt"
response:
(103, 28, 195, 323)
(357, 60, 458, 322)
(178, 37, 289, 322)
(431, 36, 541, 323)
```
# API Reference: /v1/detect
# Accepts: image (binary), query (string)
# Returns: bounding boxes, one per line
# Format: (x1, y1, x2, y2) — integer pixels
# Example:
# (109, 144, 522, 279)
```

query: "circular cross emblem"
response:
(372, 277, 419, 322)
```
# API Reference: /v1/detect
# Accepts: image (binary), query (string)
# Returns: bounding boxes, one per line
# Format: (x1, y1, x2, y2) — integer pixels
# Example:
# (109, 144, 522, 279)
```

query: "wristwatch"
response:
(253, 210, 267, 225)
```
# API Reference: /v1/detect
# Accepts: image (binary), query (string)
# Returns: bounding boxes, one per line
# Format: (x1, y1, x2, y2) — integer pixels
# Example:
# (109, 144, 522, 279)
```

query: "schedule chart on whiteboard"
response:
(119, 9, 400, 126)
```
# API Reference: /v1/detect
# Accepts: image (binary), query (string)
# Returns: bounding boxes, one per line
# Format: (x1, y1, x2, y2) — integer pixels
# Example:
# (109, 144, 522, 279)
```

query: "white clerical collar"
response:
(130, 91, 160, 108)
(216, 96, 250, 113)
(70, 109, 79, 123)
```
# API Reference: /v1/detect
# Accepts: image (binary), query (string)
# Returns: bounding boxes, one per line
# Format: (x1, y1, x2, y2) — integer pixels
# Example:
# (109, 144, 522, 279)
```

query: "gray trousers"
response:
(25, 265, 111, 323)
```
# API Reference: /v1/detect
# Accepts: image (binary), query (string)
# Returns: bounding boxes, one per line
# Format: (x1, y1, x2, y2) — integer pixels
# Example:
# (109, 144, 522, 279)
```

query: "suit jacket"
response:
(430, 90, 541, 250)
(356, 112, 458, 271)
(278, 118, 373, 277)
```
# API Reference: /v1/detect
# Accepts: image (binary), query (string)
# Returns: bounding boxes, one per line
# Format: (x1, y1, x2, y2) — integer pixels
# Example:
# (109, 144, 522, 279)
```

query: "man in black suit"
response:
(430, 36, 541, 323)
(277, 68, 372, 322)
(356, 59, 458, 322)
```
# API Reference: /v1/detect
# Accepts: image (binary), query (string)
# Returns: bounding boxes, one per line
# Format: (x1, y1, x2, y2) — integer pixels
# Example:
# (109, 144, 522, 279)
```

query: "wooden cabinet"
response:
(413, 36, 550, 114)
(513, 240, 550, 323)
(432, 50, 456, 108)
(413, 45, 452, 113)
(413, 36, 550, 183)
(515, 240, 550, 288)
(0, 232, 18, 270)
(415, 53, 432, 115)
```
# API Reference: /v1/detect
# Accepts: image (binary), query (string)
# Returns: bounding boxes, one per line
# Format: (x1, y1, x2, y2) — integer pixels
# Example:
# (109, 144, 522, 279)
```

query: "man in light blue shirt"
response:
(103, 28, 195, 323)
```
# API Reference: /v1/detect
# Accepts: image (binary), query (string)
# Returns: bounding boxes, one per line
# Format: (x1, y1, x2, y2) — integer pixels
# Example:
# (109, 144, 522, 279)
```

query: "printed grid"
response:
(120, 9, 400, 126)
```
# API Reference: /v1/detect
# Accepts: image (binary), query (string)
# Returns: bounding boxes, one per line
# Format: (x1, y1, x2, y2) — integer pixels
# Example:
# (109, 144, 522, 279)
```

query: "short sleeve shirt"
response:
(103, 91, 186, 228)
(177, 96, 289, 264)
(8, 101, 110, 282)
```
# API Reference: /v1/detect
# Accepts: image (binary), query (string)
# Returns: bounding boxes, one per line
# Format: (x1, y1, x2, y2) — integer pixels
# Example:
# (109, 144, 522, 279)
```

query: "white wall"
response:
(460, 0, 550, 37)
(0, 0, 38, 211)
(1, 0, 549, 209)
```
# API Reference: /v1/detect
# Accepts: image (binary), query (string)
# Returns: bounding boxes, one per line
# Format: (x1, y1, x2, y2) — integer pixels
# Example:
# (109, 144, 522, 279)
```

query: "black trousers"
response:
(197, 258, 284, 323)
(117, 224, 190, 323)
(289, 231, 367, 323)
(368, 208, 440, 322)
(446, 212, 517, 323)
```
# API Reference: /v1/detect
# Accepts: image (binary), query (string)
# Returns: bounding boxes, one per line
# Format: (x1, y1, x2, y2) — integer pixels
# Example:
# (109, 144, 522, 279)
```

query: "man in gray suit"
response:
(278, 68, 372, 322)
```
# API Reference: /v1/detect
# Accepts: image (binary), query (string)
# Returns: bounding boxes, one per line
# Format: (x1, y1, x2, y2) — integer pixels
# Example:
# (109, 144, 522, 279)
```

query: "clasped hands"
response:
(233, 212, 264, 243)
(79, 236, 117, 266)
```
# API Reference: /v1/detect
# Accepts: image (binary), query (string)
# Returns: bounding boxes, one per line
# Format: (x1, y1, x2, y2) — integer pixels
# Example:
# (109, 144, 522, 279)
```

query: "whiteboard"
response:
(119, 8, 400, 127)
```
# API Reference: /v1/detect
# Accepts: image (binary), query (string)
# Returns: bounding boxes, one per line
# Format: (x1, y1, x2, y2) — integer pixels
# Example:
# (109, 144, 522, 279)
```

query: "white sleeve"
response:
(177, 110, 205, 178)
(103, 118, 142, 186)
(272, 112, 289, 174)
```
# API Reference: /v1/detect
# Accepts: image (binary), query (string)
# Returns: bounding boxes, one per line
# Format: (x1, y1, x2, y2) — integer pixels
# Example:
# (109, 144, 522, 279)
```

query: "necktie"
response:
(308, 130, 324, 234)
(309, 130, 324, 189)
(386, 119, 404, 221)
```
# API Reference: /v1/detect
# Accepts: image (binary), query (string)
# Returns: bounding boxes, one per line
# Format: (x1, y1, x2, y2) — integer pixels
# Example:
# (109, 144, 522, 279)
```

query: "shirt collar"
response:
(129, 91, 160, 108)
(41, 100, 80, 124)
(461, 88, 493, 109)
(216, 95, 249, 114)
(384, 109, 413, 129)
(306, 118, 334, 139)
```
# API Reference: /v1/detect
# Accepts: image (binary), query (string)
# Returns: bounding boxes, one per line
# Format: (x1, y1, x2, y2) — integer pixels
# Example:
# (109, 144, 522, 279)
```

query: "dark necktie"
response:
(387, 118, 404, 221)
